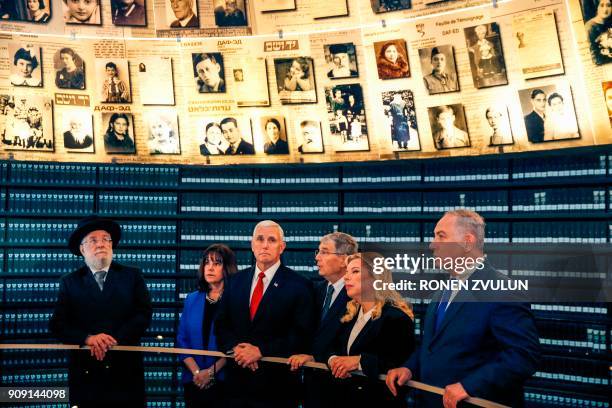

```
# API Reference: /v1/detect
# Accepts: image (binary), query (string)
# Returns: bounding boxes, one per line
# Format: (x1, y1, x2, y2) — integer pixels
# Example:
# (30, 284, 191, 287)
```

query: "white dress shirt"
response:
(347, 306, 374, 354)
(249, 260, 281, 303)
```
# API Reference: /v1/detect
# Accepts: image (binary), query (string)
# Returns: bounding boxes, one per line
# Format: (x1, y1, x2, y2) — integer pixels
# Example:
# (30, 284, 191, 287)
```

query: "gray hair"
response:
(444, 209, 485, 250)
(252, 220, 285, 241)
(320, 232, 358, 255)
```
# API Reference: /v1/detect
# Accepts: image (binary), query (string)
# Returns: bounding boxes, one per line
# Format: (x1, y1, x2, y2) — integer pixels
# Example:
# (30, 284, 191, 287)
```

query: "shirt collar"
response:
(358, 306, 374, 321)
(254, 260, 281, 281)
(328, 277, 345, 293)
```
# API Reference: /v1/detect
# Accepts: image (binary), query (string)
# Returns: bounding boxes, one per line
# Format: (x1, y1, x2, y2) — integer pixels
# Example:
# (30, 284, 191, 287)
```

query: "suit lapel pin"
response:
(273, 282, 278, 287)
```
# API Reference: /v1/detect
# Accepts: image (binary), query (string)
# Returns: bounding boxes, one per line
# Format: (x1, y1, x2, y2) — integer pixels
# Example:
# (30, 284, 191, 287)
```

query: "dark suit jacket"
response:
(264, 139, 289, 155)
(403, 264, 541, 407)
(49, 262, 152, 406)
(170, 14, 199, 28)
(524, 111, 544, 143)
(226, 139, 255, 155)
(311, 280, 350, 362)
(327, 303, 415, 408)
(215, 264, 316, 402)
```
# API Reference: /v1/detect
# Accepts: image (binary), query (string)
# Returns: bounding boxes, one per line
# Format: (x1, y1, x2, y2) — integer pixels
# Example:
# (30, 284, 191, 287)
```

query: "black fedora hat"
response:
(68, 215, 121, 256)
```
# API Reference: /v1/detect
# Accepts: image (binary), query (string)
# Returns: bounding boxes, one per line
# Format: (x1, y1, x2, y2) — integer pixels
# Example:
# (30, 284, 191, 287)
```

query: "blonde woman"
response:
(327, 252, 415, 408)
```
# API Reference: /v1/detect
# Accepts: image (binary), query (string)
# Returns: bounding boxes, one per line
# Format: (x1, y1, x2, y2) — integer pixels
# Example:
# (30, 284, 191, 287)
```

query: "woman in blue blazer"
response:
(327, 252, 415, 408)
(177, 243, 238, 407)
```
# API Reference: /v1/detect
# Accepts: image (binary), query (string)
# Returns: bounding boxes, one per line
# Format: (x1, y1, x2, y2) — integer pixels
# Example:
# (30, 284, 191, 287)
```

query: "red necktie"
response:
(250, 272, 265, 320)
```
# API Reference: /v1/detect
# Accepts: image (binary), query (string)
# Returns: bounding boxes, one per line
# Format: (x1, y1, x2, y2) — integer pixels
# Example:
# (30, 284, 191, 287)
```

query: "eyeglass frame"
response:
(81, 237, 113, 246)
(314, 249, 345, 257)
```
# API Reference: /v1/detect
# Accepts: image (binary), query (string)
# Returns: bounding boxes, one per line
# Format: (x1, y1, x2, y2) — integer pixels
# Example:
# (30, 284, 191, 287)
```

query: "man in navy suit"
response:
(287, 232, 358, 408)
(215, 220, 316, 408)
(50, 216, 152, 407)
(386, 209, 540, 408)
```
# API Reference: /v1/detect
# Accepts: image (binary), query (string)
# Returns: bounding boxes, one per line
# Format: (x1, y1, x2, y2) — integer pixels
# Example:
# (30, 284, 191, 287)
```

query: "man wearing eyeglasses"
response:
(50, 215, 152, 407)
(287, 232, 358, 408)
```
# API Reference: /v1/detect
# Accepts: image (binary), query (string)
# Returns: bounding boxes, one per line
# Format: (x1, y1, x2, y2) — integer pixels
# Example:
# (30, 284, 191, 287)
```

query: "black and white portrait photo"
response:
(192, 53, 226, 93)
(54, 48, 85, 90)
(95, 59, 131, 103)
(418, 45, 459, 95)
(325, 84, 370, 152)
(9, 44, 43, 87)
(259, 116, 289, 154)
(219, 116, 254, 155)
(1, 95, 54, 151)
(382, 90, 420, 152)
(324, 43, 358, 79)
(427, 104, 470, 150)
(604, 81, 612, 126)
(161, 0, 199, 28)
(259, 0, 296, 12)
(374, 39, 410, 79)
(102, 112, 136, 154)
(111, 0, 147, 26)
(464, 23, 508, 88)
(63, 0, 101, 24)
(214, 0, 247, 27)
(233, 56, 270, 107)
(296, 119, 324, 154)
(371, 0, 411, 13)
(61, 108, 94, 152)
(198, 119, 228, 155)
(25, 0, 51, 22)
(519, 84, 580, 143)
(483, 104, 514, 146)
(580, 0, 612, 65)
(145, 110, 180, 154)
(274, 57, 317, 104)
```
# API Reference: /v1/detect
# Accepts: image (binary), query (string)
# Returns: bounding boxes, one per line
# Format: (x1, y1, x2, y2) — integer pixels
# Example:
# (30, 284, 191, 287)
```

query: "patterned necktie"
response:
(434, 287, 452, 334)
(94, 270, 107, 291)
(249, 272, 265, 320)
(321, 284, 335, 321)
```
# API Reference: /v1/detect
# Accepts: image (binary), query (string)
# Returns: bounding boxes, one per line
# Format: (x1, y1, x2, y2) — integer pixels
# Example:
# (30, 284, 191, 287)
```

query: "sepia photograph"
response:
(370, 0, 411, 13)
(61, 108, 94, 153)
(54, 48, 85, 90)
(111, 0, 147, 26)
(604, 81, 612, 126)
(325, 84, 370, 152)
(1, 95, 54, 151)
(9, 44, 43, 88)
(198, 116, 254, 155)
(63, 0, 101, 24)
(464, 23, 508, 88)
(233, 57, 270, 107)
(483, 104, 514, 146)
(102, 112, 136, 154)
(214, 0, 247, 27)
(274, 57, 317, 104)
(26, 0, 52, 22)
(162, 0, 199, 28)
(144, 109, 181, 154)
(427, 104, 470, 150)
(580, 0, 612, 65)
(96, 59, 132, 103)
(192, 53, 226, 93)
(381, 90, 420, 152)
(260, 0, 296, 12)
(296, 119, 324, 154)
(512, 10, 564, 79)
(324, 43, 358, 79)
(136, 57, 175, 105)
(418, 45, 459, 94)
(519, 83, 580, 143)
(374, 39, 410, 80)
(259, 116, 289, 154)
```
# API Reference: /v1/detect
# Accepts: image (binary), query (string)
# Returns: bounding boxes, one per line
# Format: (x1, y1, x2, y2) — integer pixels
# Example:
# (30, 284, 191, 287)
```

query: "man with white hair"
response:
(169, 0, 198, 28)
(386, 209, 540, 408)
(215, 220, 316, 408)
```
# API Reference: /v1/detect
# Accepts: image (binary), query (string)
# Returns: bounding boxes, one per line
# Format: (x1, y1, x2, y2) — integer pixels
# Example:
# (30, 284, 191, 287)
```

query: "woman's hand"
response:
(193, 370, 212, 389)
(329, 356, 361, 379)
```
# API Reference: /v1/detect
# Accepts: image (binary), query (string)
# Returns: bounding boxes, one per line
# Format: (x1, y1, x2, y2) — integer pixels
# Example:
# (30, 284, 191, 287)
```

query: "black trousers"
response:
(184, 381, 225, 408)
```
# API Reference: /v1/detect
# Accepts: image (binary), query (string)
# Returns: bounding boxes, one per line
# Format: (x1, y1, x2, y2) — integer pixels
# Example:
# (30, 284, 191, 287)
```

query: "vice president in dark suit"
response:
(215, 220, 316, 408)
(287, 232, 358, 408)
(50, 216, 152, 407)
(327, 252, 415, 408)
(387, 209, 540, 408)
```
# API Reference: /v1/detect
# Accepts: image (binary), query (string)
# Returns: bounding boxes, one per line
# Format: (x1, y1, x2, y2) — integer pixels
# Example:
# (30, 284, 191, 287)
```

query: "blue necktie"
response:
(434, 287, 452, 334)
(321, 284, 335, 320)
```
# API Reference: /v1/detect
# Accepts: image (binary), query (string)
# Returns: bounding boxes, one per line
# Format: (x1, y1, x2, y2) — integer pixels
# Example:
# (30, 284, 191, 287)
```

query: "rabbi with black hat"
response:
(327, 43, 358, 79)
(50, 215, 152, 407)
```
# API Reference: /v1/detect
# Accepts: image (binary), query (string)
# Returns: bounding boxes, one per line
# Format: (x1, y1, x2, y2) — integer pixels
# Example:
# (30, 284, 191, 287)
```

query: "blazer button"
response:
(105, 365, 110, 369)
(85, 371, 88, 374)
(357, 386, 363, 390)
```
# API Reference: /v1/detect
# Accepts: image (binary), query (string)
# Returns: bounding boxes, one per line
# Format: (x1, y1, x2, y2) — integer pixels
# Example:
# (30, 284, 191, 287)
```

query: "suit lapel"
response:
(100, 264, 118, 300)
(240, 267, 255, 322)
(348, 312, 376, 354)
(318, 287, 348, 333)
